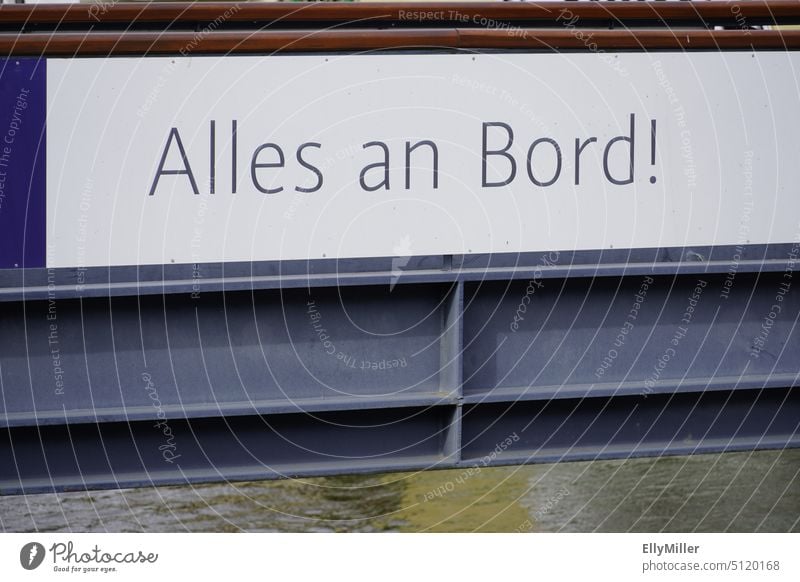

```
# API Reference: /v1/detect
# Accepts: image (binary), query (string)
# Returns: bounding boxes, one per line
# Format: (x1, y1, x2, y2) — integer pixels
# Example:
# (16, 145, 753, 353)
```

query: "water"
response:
(1, 450, 798, 532)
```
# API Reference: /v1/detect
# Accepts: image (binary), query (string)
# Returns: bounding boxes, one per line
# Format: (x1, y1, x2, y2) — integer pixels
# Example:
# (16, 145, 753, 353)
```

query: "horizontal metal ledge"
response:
(0, 406, 458, 495)
(3, 386, 796, 494)
(0, 454, 455, 496)
(1, 29, 798, 56)
(0, 391, 458, 429)
(4, 435, 795, 497)
(460, 435, 800, 466)
(7, 374, 795, 429)
(461, 388, 799, 464)
(12, 369, 795, 429)
(0, 257, 792, 302)
(463, 373, 800, 404)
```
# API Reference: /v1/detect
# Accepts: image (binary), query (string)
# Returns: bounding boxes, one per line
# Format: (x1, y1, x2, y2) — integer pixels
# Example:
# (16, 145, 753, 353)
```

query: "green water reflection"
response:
(1, 450, 798, 532)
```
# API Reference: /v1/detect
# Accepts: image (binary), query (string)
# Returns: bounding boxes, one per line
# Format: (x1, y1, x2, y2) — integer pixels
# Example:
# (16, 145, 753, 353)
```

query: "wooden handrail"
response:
(1, 2, 799, 56)
(0, 1, 799, 28)
(1, 28, 798, 56)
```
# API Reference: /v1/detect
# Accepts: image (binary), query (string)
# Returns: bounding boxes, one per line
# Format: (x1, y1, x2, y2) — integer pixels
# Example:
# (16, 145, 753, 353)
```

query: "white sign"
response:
(46, 52, 800, 268)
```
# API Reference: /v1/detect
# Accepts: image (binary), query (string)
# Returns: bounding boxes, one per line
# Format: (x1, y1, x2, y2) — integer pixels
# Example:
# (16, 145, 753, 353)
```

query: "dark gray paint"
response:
(0, 245, 798, 494)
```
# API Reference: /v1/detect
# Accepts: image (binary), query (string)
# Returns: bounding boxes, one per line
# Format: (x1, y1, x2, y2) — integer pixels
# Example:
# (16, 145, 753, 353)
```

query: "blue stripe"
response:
(0, 58, 46, 270)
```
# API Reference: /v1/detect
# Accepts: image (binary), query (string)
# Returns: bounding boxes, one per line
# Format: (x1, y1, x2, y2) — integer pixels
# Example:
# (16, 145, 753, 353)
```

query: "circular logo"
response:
(20, 542, 46, 570)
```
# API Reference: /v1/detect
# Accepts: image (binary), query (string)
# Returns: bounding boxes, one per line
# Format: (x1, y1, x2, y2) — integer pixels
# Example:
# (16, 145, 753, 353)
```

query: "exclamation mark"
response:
(649, 119, 657, 184)
(209, 119, 216, 194)
(231, 119, 238, 194)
